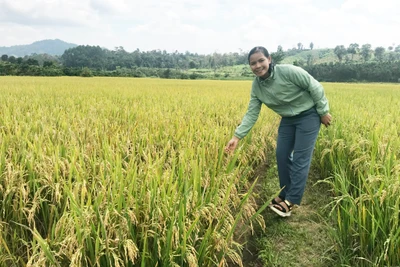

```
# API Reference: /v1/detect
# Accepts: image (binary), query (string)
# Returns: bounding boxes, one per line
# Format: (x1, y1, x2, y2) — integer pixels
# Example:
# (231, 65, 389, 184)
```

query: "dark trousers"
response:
(276, 108, 321, 205)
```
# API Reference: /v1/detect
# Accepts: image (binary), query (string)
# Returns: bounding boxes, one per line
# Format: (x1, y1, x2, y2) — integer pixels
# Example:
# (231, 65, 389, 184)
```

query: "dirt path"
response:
(241, 164, 336, 267)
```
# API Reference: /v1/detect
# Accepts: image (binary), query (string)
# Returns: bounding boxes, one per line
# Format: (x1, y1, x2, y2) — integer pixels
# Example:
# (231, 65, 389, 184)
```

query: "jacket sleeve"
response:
(234, 89, 262, 139)
(289, 66, 329, 116)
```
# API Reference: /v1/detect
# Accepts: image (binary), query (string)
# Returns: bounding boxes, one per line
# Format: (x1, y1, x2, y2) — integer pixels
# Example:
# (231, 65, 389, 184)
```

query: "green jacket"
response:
(234, 64, 329, 139)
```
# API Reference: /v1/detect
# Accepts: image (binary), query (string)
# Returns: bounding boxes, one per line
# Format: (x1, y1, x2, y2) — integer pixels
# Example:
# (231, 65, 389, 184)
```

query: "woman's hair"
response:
(247, 46, 270, 62)
(248, 46, 274, 74)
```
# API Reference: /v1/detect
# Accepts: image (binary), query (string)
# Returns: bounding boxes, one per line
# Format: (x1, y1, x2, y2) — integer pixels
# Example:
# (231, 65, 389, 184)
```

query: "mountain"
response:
(0, 39, 78, 57)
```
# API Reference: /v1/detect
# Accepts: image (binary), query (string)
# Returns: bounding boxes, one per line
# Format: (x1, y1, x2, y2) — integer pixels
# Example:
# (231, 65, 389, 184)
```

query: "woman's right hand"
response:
(321, 113, 332, 127)
(225, 136, 240, 153)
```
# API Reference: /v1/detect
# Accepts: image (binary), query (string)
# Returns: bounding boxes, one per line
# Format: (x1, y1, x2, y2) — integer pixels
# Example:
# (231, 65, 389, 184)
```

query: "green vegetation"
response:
(240, 82, 400, 266)
(1, 78, 399, 266)
(1, 42, 400, 82)
(0, 77, 270, 266)
(282, 48, 338, 65)
(314, 83, 400, 266)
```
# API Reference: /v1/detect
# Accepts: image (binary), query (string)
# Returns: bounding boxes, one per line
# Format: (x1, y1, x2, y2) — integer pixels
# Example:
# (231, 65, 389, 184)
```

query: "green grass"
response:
(1, 78, 399, 266)
(240, 159, 336, 267)
(243, 83, 400, 267)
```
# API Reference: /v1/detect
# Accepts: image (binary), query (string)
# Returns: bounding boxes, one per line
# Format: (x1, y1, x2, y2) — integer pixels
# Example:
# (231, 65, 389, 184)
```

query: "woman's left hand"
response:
(321, 113, 332, 127)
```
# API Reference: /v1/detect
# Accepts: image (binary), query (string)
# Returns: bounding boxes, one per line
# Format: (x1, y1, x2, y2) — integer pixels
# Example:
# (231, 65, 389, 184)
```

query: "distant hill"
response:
(281, 48, 336, 64)
(0, 39, 78, 57)
(280, 48, 368, 65)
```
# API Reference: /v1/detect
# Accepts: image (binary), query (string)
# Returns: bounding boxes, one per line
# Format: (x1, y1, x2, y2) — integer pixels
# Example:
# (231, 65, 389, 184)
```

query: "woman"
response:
(225, 46, 332, 217)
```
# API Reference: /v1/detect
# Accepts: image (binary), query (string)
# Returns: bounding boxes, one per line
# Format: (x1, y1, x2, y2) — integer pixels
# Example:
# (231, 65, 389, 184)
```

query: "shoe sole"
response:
(270, 205, 291, 217)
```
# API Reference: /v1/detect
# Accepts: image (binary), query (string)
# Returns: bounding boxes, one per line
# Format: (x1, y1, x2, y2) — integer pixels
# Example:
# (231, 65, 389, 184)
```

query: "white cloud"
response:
(342, 0, 400, 18)
(127, 17, 223, 53)
(90, 0, 128, 13)
(0, 24, 42, 47)
(0, 0, 398, 53)
(0, 0, 99, 27)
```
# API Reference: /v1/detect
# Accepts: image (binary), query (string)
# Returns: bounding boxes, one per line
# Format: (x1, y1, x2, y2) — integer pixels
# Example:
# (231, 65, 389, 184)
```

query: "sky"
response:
(0, 0, 399, 55)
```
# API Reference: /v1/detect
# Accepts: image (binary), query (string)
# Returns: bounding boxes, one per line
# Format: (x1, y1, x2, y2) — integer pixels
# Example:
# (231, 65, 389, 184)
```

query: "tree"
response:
(387, 52, 397, 62)
(43, 60, 54, 67)
(271, 45, 285, 64)
(61, 45, 106, 69)
(8, 56, 16, 64)
(395, 45, 400, 53)
(159, 68, 171, 78)
(334, 45, 347, 62)
(374, 47, 385, 62)
(25, 58, 39, 66)
(1, 54, 8, 61)
(189, 61, 197, 69)
(80, 67, 93, 77)
(306, 54, 314, 66)
(16, 57, 23, 64)
(293, 59, 305, 67)
(297, 43, 303, 50)
(309, 42, 314, 50)
(132, 49, 143, 67)
(347, 43, 359, 60)
(360, 44, 372, 62)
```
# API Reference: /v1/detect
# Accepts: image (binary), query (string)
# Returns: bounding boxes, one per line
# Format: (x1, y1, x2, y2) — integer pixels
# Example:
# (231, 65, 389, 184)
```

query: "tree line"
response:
(332, 43, 400, 62)
(1, 43, 400, 82)
(304, 61, 400, 83)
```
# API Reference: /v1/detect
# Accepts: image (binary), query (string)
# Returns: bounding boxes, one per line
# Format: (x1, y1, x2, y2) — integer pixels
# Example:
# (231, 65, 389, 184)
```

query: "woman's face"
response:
(249, 52, 271, 79)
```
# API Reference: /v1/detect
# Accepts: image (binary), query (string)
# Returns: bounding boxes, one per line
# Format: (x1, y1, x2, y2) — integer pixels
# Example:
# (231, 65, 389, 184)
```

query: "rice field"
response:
(0, 77, 399, 266)
(314, 83, 400, 266)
